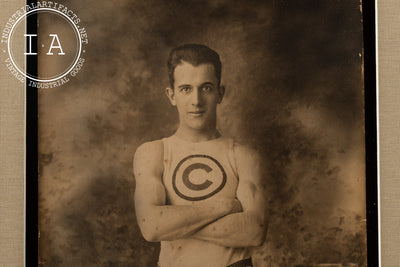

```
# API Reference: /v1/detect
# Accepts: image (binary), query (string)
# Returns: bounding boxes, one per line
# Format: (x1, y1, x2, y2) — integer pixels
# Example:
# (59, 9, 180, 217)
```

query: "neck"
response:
(175, 126, 220, 142)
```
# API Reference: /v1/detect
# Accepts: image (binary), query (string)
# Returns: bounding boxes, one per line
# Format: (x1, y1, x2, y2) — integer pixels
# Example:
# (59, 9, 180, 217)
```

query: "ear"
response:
(165, 87, 176, 106)
(217, 85, 225, 104)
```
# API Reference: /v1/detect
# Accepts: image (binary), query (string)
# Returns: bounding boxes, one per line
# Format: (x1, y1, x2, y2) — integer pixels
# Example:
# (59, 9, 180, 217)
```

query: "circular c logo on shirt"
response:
(172, 155, 227, 201)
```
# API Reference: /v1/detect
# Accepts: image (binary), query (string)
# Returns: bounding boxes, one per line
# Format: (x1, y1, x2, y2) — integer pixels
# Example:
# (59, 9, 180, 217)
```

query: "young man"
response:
(134, 44, 267, 267)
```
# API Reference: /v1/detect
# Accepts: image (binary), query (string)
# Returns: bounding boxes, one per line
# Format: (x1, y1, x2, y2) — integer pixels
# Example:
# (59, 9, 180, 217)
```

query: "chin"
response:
(188, 123, 207, 131)
(186, 121, 210, 131)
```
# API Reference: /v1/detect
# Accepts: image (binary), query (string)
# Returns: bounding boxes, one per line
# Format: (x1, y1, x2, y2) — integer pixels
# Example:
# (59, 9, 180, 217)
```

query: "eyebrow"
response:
(178, 84, 192, 89)
(201, 82, 215, 87)
(177, 82, 215, 89)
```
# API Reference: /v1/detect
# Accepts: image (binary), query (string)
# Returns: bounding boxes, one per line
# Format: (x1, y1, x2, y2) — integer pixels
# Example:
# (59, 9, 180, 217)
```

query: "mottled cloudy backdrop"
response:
(38, 0, 366, 266)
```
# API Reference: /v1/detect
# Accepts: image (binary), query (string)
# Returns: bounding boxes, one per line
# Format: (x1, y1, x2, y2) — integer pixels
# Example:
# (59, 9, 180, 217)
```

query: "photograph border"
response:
(1, 0, 396, 266)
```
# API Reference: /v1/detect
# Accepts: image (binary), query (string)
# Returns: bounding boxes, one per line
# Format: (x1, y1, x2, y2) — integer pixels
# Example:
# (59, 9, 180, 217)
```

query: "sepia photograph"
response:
(1, 0, 371, 266)
(37, 1, 366, 266)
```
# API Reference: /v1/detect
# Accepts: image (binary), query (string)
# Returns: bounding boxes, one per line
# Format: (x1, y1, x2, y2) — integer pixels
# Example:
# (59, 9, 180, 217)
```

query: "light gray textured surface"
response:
(378, 1, 400, 266)
(0, 0, 26, 266)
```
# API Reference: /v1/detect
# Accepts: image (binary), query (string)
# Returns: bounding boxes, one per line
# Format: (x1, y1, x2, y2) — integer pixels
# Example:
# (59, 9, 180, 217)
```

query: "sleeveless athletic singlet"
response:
(159, 135, 249, 267)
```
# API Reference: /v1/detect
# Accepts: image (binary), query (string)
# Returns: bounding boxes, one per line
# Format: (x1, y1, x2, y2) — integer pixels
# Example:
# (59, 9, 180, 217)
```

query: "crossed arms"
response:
(133, 140, 267, 248)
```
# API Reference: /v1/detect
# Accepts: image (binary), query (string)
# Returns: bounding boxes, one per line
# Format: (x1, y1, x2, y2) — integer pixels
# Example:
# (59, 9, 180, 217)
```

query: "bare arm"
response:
(191, 144, 268, 248)
(133, 141, 241, 242)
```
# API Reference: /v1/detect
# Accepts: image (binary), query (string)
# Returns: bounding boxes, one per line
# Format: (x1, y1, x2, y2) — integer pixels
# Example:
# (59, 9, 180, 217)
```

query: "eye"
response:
(180, 86, 191, 93)
(202, 85, 213, 92)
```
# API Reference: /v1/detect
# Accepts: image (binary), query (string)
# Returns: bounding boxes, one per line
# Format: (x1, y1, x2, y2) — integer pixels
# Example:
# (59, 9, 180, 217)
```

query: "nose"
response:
(191, 87, 203, 106)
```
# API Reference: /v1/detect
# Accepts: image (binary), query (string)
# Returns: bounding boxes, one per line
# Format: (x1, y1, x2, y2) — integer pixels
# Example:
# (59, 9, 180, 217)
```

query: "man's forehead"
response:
(174, 61, 217, 85)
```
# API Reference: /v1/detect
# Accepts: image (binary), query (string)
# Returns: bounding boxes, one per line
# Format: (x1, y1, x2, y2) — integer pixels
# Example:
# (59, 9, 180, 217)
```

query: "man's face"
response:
(166, 61, 223, 132)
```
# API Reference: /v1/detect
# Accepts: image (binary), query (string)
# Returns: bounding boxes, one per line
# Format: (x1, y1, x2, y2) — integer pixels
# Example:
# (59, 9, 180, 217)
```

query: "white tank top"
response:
(159, 135, 249, 267)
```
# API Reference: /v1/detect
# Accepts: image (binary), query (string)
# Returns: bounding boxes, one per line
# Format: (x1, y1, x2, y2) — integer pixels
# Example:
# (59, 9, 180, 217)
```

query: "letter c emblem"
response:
(172, 155, 227, 201)
(182, 163, 213, 191)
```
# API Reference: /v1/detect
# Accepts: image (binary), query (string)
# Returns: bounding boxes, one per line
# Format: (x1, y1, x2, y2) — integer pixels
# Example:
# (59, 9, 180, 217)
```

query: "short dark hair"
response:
(167, 44, 222, 88)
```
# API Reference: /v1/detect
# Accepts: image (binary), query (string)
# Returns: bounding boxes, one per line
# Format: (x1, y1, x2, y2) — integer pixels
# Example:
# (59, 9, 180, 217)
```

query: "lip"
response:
(188, 111, 205, 115)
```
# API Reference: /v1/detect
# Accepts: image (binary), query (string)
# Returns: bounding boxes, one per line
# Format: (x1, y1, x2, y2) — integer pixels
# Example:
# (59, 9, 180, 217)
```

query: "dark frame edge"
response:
(362, 0, 379, 266)
(26, 0, 38, 266)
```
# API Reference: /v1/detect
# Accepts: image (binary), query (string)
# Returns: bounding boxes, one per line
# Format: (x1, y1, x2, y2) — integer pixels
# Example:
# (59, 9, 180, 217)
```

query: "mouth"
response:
(188, 111, 205, 116)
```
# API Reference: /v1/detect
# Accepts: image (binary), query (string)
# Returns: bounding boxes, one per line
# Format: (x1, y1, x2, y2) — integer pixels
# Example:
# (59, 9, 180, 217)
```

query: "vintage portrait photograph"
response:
(36, 0, 366, 266)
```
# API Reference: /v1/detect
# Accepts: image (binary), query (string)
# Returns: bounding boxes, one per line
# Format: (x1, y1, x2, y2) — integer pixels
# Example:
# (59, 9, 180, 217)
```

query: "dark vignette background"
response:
(38, 0, 366, 266)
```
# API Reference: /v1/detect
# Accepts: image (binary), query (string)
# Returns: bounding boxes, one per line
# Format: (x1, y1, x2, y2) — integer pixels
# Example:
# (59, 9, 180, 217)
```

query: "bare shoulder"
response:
(233, 142, 262, 184)
(233, 142, 261, 163)
(134, 140, 163, 159)
(133, 140, 164, 178)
